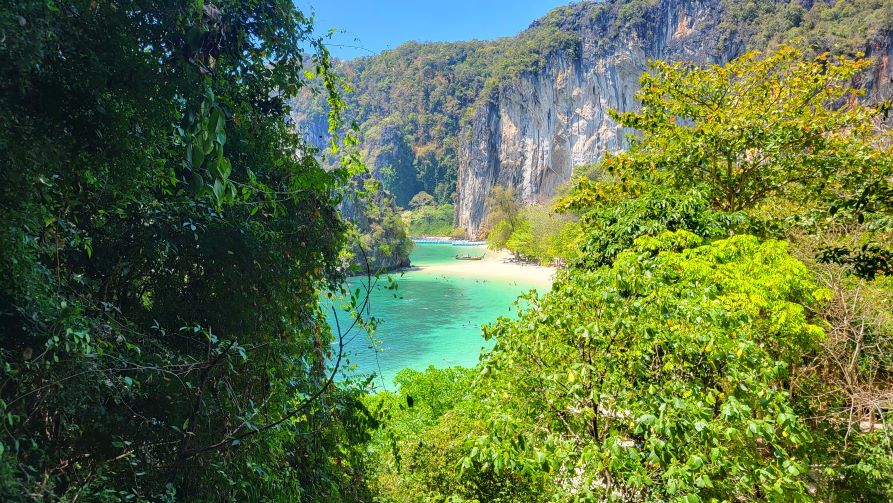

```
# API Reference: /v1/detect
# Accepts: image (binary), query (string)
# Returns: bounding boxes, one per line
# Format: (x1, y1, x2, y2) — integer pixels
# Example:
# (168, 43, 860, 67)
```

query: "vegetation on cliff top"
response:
(302, 11, 582, 206)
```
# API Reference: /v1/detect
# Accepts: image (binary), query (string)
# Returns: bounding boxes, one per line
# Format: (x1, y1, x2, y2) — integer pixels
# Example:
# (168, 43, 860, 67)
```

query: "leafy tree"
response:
(408, 191, 436, 210)
(486, 220, 514, 250)
(0, 1, 373, 500)
(472, 232, 830, 501)
(611, 46, 884, 212)
(502, 204, 578, 265)
(546, 220, 583, 265)
(485, 186, 522, 234)
(558, 181, 747, 269)
(605, 46, 892, 278)
(505, 220, 537, 259)
(364, 366, 542, 502)
(406, 203, 456, 236)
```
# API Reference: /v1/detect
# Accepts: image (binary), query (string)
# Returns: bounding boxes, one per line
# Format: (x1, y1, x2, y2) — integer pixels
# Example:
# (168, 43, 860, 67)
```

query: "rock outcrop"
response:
(339, 174, 413, 272)
(457, 0, 736, 237)
(454, 0, 893, 237)
(865, 35, 893, 105)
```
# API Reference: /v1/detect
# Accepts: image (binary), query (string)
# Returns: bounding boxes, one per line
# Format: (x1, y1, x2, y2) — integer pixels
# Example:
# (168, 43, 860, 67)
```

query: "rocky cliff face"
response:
(865, 35, 893, 105)
(457, 0, 735, 237)
(292, 113, 413, 271)
(456, 0, 893, 237)
(364, 124, 419, 208)
(339, 175, 413, 272)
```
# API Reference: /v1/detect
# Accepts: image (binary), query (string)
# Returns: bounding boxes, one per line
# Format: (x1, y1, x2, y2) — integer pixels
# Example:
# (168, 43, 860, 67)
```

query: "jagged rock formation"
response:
(865, 36, 893, 104)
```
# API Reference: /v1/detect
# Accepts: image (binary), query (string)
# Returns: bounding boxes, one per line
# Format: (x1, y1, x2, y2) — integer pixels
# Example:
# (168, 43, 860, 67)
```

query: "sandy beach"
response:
(412, 245, 556, 287)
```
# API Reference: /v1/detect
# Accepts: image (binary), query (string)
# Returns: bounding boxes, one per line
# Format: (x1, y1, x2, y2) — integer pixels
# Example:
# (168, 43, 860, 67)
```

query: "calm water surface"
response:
(328, 243, 544, 388)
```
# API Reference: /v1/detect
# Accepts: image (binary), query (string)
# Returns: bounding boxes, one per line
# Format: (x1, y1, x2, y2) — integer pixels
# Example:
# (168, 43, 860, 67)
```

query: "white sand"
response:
(414, 246, 556, 287)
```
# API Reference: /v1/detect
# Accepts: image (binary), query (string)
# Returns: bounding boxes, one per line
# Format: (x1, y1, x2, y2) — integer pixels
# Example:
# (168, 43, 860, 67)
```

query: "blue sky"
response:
(295, 1, 573, 60)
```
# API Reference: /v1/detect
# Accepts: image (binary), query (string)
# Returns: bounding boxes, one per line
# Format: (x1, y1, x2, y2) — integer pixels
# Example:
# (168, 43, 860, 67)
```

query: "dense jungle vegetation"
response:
(484, 181, 584, 266)
(1, 1, 378, 500)
(2, 1, 893, 502)
(403, 192, 460, 238)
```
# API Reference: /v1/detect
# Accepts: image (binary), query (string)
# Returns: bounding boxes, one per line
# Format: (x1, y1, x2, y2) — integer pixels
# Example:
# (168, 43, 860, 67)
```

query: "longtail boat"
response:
(454, 253, 485, 261)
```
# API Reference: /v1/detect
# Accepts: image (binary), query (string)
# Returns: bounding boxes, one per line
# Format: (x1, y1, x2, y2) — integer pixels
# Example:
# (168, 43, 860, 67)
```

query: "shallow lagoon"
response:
(329, 243, 545, 388)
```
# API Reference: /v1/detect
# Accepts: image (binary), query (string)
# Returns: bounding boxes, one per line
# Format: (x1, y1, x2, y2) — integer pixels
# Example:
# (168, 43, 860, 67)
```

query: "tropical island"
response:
(1, 1, 892, 502)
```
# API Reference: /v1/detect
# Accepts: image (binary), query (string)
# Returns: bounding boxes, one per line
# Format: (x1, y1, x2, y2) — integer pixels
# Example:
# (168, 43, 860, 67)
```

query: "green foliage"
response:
(503, 205, 580, 265)
(485, 186, 523, 233)
(606, 44, 892, 277)
(473, 233, 829, 501)
(377, 164, 400, 197)
(559, 181, 747, 269)
(408, 191, 436, 210)
(719, 0, 893, 56)
(505, 220, 537, 259)
(612, 46, 883, 212)
(392, 366, 476, 423)
(482, 12, 581, 96)
(486, 220, 515, 250)
(484, 186, 582, 265)
(484, 185, 578, 261)
(404, 190, 456, 237)
(615, 0, 660, 31)
(364, 366, 543, 502)
(0, 1, 374, 500)
(406, 203, 456, 237)
(547, 220, 584, 264)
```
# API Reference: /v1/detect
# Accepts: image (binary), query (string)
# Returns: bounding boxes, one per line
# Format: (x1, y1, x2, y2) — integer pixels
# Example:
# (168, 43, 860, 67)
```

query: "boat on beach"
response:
(455, 253, 485, 261)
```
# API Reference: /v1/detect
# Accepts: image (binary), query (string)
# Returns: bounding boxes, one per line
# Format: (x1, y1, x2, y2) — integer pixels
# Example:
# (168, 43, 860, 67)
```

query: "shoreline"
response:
(412, 245, 556, 287)
(411, 236, 485, 246)
(348, 241, 557, 287)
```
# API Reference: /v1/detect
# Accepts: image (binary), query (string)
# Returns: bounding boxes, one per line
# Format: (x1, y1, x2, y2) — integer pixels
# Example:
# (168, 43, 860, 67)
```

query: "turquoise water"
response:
(328, 243, 543, 388)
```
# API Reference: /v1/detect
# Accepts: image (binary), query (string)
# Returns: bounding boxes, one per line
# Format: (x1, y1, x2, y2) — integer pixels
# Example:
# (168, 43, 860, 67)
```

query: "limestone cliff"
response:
(457, 0, 893, 236)
(457, 0, 735, 236)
